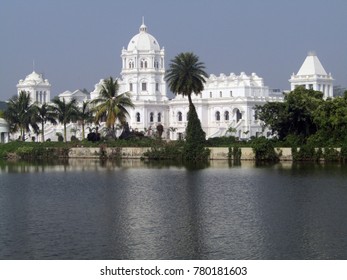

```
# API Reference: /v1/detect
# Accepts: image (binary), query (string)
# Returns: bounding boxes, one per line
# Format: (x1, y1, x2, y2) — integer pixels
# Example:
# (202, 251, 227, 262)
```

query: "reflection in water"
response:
(0, 159, 347, 259)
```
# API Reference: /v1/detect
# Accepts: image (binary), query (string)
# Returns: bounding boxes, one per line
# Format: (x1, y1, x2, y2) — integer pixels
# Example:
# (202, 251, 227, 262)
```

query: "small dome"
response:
(18, 71, 50, 86)
(24, 71, 44, 83)
(127, 22, 160, 52)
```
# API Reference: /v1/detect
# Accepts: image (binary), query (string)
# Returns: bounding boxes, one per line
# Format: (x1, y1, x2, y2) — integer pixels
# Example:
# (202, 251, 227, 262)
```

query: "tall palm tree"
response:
(165, 52, 208, 107)
(4, 91, 38, 141)
(78, 100, 94, 140)
(33, 103, 57, 142)
(51, 97, 78, 142)
(92, 77, 134, 135)
(165, 52, 209, 161)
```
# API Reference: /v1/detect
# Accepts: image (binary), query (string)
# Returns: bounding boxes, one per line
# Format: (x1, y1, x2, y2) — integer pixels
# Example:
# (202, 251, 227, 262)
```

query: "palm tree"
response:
(4, 91, 39, 141)
(92, 77, 134, 137)
(165, 52, 208, 107)
(33, 103, 57, 142)
(77, 100, 94, 140)
(51, 97, 78, 142)
(165, 52, 209, 161)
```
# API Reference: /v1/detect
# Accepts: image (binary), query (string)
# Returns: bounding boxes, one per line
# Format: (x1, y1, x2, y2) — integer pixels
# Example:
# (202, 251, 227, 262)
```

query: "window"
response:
(230, 91, 233, 97)
(140, 61, 144, 68)
(142, 83, 147, 91)
(224, 111, 229, 121)
(150, 112, 154, 122)
(156, 83, 159, 91)
(236, 109, 242, 122)
(129, 83, 133, 91)
(220, 91, 222, 98)
(309, 84, 313, 90)
(215, 111, 220, 121)
(157, 112, 161, 122)
(144, 61, 148, 68)
(178, 111, 182, 122)
(210, 92, 212, 98)
(136, 112, 141, 122)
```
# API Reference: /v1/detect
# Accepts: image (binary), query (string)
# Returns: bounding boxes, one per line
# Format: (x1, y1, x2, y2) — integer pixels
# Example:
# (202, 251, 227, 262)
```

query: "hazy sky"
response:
(1, 0, 346, 100)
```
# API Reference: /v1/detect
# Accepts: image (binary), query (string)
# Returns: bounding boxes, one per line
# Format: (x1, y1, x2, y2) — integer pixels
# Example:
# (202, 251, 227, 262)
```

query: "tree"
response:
(165, 52, 209, 161)
(92, 77, 134, 137)
(33, 103, 57, 142)
(256, 86, 323, 144)
(165, 52, 208, 107)
(51, 97, 78, 142)
(312, 94, 347, 145)
(77, 100, 94, 140)
(4, 91, 38, 141)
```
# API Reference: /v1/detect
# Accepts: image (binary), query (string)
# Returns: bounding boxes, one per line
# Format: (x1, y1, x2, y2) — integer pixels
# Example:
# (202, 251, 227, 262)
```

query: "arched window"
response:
(236, 109, 242, 122)
(136, 112, 141, 122)
(129, 62, 132, 68)
(150, 112, 154, 122)
(178, 111, 182, 122)
(157, 112, 161, 122)
(144, 61, 148, 68)
(215, 111, 220, 121)
(140, 61, 144, 68)
(224, 111, 229, 121)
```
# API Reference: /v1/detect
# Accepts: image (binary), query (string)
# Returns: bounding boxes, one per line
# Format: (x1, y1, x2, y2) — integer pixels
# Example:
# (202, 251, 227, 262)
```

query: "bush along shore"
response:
(1, 137, 347, 163)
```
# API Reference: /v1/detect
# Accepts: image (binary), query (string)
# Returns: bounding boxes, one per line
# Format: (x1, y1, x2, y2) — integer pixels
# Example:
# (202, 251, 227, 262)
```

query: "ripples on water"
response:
(0, 160, 346, 259)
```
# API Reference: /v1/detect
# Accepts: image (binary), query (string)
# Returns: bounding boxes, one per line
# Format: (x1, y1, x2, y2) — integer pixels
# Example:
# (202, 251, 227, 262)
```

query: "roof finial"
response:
(33, 59, 35, 72)
(139, 16, 147, 32)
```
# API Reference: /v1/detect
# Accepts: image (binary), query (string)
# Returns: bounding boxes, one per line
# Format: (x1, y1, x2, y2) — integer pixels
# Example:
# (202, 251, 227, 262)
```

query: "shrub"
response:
(251, 137, 279, 162)
(323, 147, 340, 162)
(184, 104, 209, 161)
(292, 144, 321, 161)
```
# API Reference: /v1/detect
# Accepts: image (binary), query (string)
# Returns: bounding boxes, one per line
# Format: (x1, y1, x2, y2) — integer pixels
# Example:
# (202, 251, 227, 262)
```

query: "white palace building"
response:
(2, 21, 334, 142)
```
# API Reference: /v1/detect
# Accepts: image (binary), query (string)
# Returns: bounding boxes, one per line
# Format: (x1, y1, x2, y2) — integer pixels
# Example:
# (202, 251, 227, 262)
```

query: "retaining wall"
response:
(68, 147, 295, 161)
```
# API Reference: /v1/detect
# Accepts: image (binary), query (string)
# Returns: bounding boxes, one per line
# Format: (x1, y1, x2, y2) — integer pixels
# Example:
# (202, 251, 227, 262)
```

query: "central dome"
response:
(127, 22, 160, 52)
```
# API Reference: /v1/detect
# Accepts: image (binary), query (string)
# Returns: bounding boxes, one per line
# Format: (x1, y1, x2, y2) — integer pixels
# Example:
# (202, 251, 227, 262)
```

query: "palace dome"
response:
(127, 22, 160, 52)
(18, 71, 50, 86)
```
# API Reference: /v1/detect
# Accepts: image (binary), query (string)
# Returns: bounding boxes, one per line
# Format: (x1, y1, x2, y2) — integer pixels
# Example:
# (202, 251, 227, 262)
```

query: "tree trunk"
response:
(64, 123, 67, 142)
(187, 94, 193, 107)
(82, 123, 85, 140)
(41, 121, 45, 142)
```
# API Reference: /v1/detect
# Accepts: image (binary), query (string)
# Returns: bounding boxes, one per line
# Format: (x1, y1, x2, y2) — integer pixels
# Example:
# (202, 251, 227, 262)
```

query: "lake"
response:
(0, 159, 346, 259)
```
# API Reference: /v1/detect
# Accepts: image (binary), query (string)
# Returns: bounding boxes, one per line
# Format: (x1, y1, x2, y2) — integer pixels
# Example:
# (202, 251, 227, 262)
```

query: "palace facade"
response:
(4, 21, 334, 142)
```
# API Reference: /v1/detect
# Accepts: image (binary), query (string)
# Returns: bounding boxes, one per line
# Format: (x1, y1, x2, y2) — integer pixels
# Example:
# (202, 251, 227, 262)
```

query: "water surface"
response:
(0, 160, 346, 259)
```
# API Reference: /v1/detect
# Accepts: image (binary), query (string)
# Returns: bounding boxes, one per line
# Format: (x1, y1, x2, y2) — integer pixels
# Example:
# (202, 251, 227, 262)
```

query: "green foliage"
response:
(251, 136, 279, 162)
(257, 87, 347, 146)
(206, 136, 237, 146)
(144, 141, 184, 160)
(323, 147, 340, 162)
(229, 144, 241, 162)
(91, 77, 134, 131)
(51, 97, 79, 142)
(3, 91, 39, 140)
(165, 52, 208, 106)
(165, 52, 209, 162)
(292, 144, 321, 161)
(184, 104, 210, 161)
(256, 87, 324, 143)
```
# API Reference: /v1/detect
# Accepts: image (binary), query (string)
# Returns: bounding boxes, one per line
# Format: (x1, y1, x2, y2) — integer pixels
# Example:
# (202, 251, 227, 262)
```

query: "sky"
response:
(0, 0, 346, 100)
